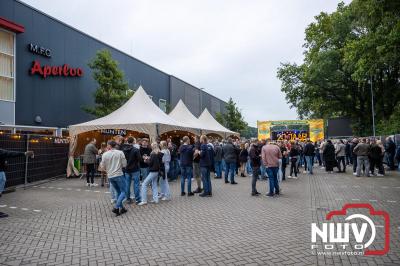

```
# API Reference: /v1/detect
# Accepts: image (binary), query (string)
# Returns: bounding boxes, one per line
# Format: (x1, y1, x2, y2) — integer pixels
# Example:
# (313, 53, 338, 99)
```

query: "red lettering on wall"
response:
(29, 61, 83, 78)
(69, 68, 76, 76)
(43, 66, 51, 78)
(30, 60, 43, 76)
(51, 66, 58, 75)
(63, 64, 69, 76)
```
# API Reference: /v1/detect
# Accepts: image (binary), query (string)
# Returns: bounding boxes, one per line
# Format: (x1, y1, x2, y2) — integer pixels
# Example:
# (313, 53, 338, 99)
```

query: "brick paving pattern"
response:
(0, 168, 399, 265)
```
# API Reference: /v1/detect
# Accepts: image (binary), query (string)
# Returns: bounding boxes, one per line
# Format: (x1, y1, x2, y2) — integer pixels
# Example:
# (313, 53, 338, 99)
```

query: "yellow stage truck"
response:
(257, 119, 324, 142)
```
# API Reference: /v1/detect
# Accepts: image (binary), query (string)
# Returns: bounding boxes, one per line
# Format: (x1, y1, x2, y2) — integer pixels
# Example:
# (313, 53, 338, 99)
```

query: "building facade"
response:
(0, 0, 226, 128)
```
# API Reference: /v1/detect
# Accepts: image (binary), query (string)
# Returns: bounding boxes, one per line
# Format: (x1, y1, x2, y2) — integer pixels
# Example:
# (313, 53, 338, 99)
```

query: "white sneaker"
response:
(161, 197, 170, 201)
(138, 202, 147, 206)
(110, 199, 116, 204)
(353, 172, 357, 176)
(149, 200, 158, 204)
(86, 183, 90, 187)
(292, 176, 298, 179)
(91, 183, 98, 187)
(303, 171, 307, 174)
(377, 174, 384, 177)
(287, 176, 292, 179)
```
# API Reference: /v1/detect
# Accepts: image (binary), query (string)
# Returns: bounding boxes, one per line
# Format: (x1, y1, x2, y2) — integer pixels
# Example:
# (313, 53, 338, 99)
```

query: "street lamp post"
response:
(370, 75, 376, 137)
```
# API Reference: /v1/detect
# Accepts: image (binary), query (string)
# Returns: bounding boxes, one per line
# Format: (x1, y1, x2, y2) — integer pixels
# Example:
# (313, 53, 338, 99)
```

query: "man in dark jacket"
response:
(369, 139, 384, 176)
(179, 136, 194, 196)
(303, 139, 315, 175)
(83, 138, 98, 187)
(223, 138, 238, 184)
(124, 137, 141, 204)
(198, 135, 213, 197)
(353, 138, 371, 177)
(0, 149, 34, 218)
(350, 138, 359, 174)
(385, 137, 396, 170)
(249, 141, 261, 196)
(139, 139, 152, 181)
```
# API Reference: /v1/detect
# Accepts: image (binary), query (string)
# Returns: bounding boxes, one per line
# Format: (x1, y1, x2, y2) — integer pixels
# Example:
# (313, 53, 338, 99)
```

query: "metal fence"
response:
(0, 133, 69, 188)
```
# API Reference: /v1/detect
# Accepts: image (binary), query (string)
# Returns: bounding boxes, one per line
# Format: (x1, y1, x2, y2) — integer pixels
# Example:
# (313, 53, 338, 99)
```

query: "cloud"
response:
(21, 0, 351, 126)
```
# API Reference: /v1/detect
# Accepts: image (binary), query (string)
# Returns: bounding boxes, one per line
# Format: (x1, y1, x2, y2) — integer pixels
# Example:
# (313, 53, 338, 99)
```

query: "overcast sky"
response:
(21, 0, 350, 127)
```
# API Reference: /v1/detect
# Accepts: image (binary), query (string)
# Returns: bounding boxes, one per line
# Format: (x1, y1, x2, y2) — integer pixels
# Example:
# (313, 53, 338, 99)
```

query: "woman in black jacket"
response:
(138, 143, 161, 206)
(239, 143, 249, 177)
(288, 142, 299, 178)
(323, 140, 336, 173)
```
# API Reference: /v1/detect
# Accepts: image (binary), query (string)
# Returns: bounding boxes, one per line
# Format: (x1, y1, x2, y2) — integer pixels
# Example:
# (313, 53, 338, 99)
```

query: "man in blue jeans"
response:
(303, 139, 315, 175)
(100, 140, 127, 216)
(223, 138, 238, 184)
(261, 141, 282, 197)
(179, 136, 194, 196)
(124, 137, 141, 204)
(198, 135, 213, 197)
(0, 149, 34, 218)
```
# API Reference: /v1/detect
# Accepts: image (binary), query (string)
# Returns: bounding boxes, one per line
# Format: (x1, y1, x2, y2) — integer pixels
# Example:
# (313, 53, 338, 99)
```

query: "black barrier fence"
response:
(0, 133, 69, 188)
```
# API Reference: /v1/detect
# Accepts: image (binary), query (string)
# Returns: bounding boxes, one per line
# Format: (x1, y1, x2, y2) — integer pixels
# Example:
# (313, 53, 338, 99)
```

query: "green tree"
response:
(83, 49, 133, 117)
(216, 97, 248, 134)
(277, 0, 400, 135)
(377, 102, 400, 135)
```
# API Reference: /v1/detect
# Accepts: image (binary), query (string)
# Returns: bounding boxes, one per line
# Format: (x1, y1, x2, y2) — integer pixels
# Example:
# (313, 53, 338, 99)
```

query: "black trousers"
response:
(290, 159, 297, 177)
(352, 156, 358, 173)
(337, 156, 346, 172)
(281, 159, 287, 180)
(370, 158, 384, 175)
(86, 163, 95, 184)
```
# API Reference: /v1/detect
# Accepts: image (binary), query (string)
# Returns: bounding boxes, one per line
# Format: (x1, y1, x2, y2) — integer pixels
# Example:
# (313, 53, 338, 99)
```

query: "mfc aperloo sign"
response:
(28, 43, 83, 78)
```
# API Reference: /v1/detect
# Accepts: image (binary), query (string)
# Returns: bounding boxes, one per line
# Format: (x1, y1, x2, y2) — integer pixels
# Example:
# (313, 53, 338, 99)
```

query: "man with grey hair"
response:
(353, 138, 371, 177)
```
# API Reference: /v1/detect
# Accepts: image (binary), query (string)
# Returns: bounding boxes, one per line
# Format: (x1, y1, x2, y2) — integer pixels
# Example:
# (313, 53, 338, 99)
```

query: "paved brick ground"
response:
(0, 167, 399, 265)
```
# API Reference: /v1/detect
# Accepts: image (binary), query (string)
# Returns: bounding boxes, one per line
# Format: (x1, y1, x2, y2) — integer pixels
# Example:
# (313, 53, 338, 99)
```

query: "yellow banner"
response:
(308, 119, 324, 142)
(257, 119, 324, 142)
(257, 121, 271, 140)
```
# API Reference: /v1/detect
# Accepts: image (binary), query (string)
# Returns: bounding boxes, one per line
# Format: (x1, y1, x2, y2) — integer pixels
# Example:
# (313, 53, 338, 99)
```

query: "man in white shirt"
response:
(100, 140, 127, 216)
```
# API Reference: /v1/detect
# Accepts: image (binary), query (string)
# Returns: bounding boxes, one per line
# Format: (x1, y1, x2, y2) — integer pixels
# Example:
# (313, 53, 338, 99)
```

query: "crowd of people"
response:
(78, 135, 400, 216)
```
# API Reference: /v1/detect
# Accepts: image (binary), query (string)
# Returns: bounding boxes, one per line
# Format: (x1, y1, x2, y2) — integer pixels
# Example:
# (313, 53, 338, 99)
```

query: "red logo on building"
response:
(30, 60, 83, 78)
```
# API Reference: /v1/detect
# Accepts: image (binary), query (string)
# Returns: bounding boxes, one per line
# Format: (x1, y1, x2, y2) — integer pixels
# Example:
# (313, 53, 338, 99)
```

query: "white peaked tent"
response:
(168, 100, 203, 133)
(68, 86, 194, 153)
(198, 108, 239, 137)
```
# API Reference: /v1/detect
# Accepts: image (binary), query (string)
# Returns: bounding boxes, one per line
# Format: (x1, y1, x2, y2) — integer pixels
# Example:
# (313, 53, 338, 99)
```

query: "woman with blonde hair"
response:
(159, 141, 171, 201)
(138, 142, 161, 206)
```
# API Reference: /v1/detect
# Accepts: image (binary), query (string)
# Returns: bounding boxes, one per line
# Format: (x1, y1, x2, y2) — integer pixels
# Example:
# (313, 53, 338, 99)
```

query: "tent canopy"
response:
(168, 100, 203, 132)
(198, 108, 239, 137)
(69, 86, 194, 139)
